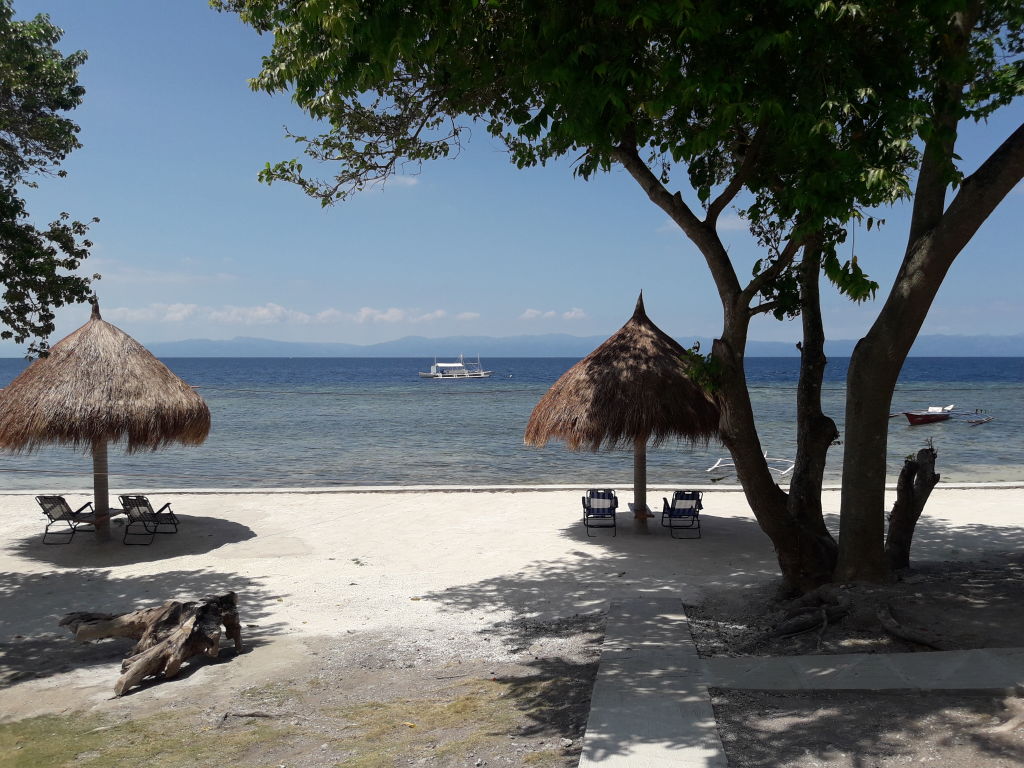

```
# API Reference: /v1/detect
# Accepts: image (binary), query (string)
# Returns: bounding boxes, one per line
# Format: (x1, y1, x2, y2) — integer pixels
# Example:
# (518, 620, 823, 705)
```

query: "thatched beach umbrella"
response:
(0, 299, 210, 537)
(525, 294, 719, 529)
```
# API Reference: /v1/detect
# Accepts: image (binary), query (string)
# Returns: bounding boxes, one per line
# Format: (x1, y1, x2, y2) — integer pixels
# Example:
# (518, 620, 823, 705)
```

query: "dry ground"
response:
(689, 550, 1024, 767)
(3, 489, 1024, 766)
(0, 616, 603, 768)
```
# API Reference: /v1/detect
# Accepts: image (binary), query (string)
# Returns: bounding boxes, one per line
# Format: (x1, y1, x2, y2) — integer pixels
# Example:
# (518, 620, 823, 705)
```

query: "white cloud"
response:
(312, 308, 345, 323)
(562, 307, 586, 320)
(354, 307, 407, 324)
(208, 303, 312, 325)
(102, 303, 459, 328)
(415, 309, 446, 322)
(520, 308, 557, 320)
(105, 303, 201, 323)
(390, 175, 419, 187)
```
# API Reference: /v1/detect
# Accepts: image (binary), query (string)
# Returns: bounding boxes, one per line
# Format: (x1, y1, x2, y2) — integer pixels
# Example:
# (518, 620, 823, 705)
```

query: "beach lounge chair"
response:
(582, 489, 618, 537)
(119, 495, 179, 545)
(35, 496, 97, 544)
(661, 490, 702, 539)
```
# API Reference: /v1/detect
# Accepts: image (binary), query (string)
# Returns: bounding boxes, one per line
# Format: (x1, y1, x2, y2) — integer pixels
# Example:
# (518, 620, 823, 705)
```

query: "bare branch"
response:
(749, 301, 780, 316)
(741, 233, 804, 307)
(705, 128, 764, 225)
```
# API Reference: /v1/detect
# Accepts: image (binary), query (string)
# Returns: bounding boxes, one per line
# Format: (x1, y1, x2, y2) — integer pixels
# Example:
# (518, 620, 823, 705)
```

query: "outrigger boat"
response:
(418, 354, 493, 379)
(903, 404, 955, 425)
(707, 452, 794, 482)
(895, 404, 994, 426)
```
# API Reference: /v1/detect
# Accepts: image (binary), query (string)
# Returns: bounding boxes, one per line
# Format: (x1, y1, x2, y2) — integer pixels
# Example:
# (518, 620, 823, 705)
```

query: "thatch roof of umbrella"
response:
(525, 293, 719, 451)
(0, 300, 210, 454)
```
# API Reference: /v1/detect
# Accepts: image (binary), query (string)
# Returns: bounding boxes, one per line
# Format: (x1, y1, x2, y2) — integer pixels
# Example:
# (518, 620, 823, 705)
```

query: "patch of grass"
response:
(331, 679, 523, 768)
(0, 709, 302, 768)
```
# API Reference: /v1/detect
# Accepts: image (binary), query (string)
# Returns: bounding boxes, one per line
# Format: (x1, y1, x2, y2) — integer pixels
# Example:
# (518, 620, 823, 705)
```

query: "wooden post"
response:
(633, 435, 649, 531)
(92, 438, 111, 540)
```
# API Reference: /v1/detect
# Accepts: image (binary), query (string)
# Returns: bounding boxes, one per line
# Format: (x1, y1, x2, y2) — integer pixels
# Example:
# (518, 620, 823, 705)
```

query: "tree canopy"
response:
(0, 1, 96, 355)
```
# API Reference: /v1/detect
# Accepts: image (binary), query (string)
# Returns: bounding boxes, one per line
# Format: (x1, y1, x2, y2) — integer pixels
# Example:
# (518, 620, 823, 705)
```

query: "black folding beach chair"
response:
(119, 494, 179, 545)
(661, 490, 702, 539)
(36, 495, 97, 544)
(582, 489, 618, 537)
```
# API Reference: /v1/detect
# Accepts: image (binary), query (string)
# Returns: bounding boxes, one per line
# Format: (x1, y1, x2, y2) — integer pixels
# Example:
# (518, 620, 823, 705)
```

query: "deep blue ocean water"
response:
(0, 357, 1021, 490)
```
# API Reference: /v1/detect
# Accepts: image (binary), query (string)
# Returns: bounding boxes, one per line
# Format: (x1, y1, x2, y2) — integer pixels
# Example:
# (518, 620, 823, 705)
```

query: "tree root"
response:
(876, 604, 948, 650)
(738, 589, 851, 652)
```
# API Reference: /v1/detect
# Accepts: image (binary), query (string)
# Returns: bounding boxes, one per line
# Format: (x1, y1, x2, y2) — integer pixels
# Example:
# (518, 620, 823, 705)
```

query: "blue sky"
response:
(5, 0, 1023, 354)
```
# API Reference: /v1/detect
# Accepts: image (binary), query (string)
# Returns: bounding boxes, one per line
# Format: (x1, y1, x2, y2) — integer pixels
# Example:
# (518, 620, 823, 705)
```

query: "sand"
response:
(1, 485, 1022, 722)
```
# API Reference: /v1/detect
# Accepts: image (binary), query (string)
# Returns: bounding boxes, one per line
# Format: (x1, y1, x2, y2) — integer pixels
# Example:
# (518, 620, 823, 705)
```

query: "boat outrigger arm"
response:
(707, 452, 795, 479)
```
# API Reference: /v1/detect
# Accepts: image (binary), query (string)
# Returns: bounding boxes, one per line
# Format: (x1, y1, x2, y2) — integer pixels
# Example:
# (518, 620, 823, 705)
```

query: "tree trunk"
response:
(91, 438, 111, 540)
(835, 332, 901, 582)
(713, 326, 834, 594)
(60, 592, 243, 697)
(633, 435, 649, 531)
(786, 254, 839, 585)
(885, 445, 939, 570)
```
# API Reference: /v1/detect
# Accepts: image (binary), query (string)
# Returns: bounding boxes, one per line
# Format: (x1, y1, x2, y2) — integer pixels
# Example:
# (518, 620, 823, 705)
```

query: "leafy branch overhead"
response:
(0, 1, 97, 355)
(215, 0, 1020, 314)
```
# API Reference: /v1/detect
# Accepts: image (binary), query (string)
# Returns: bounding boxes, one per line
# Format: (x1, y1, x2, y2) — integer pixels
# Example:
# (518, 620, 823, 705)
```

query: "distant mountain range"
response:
(137, 332, 1024, 357)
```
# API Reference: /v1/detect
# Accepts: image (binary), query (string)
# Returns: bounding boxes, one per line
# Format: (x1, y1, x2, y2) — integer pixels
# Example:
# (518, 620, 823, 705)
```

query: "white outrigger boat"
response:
(418, 354, 493, 379)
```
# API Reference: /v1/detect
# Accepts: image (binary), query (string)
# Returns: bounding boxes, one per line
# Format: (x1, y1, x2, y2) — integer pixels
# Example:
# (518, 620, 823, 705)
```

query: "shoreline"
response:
(1, 480, 1023, 495)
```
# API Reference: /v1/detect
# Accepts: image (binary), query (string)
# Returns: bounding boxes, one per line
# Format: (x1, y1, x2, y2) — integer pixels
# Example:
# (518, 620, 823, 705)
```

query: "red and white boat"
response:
(903, 404, 955, 425)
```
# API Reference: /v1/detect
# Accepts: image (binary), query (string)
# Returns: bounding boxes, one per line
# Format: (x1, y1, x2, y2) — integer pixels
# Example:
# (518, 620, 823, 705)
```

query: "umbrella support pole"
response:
(633, 437, 651, 531)
(92, 439, 112, 540)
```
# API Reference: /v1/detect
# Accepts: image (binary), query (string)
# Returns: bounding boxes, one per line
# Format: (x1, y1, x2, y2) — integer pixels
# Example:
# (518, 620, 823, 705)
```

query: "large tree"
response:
(217, 0, 1024, 591)
(1, 1, 96, 356)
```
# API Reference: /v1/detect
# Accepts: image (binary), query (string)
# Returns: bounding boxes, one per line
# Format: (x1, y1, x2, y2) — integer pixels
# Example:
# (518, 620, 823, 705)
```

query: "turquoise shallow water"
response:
(0, 357, 1020, 490)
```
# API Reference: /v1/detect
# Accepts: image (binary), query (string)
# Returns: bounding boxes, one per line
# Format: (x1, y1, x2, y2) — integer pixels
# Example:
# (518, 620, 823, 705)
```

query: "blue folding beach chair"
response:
(661, 490, 702, 539)
(582, 489, 618, 537)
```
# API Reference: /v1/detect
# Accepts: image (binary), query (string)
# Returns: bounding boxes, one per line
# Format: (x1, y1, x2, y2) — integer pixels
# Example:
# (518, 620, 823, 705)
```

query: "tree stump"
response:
(59, 592, 242, 696)
(885, 445, 940, 571)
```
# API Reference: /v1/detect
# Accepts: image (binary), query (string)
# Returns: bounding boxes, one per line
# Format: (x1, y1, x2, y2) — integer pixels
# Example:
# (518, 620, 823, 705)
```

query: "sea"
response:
(0, 357, 1021, 491)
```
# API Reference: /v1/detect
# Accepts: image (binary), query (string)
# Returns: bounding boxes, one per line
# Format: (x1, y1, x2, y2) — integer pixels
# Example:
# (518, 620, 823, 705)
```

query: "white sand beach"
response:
(1, 485, 1022, 723)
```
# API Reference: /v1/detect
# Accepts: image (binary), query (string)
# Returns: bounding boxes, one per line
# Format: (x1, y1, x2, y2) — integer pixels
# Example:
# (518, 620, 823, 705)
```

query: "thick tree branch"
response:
(906, 3, 981, 248)
(932, 121, 1024, 259)
(613, 142, 742, 302)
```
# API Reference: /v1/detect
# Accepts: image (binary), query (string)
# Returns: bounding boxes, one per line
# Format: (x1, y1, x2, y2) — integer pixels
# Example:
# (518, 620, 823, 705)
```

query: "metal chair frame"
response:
(119, 495, 178, 545)
(36, 495, 97, 544)
(661, 490, 703, 539)
(582, 489, 618, 537)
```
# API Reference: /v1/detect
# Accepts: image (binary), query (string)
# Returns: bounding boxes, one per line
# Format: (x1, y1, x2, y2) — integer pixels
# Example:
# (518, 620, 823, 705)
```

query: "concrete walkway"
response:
(580, 598, 1024, 767)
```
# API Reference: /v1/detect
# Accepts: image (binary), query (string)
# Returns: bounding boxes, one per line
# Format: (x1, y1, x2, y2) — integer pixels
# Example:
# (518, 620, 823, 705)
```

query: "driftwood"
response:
(885, 445, 940, 571)
(59, 592, 242, 696)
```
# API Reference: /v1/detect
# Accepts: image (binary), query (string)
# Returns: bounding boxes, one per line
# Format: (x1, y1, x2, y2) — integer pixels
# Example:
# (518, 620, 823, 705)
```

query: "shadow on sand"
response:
(4, 514, 256, 568)
(423, 507, 1024, 762)
(712, 688, 1024, 767)
(0, 567, 286, 687)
